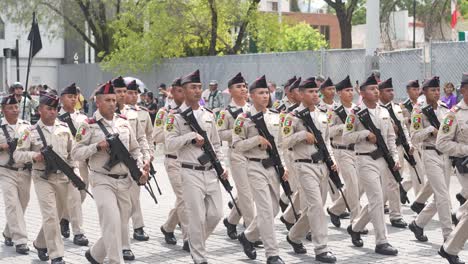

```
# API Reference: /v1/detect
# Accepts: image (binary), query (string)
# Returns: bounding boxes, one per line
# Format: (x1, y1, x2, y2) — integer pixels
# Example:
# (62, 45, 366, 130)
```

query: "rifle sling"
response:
(59, 113, 77, 137)
(96, 120, 112, 137)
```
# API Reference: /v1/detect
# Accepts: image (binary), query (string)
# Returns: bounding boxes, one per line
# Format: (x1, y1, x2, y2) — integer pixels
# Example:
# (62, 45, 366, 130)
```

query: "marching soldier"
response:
(58, 83, 89, 246)
(72, 82, 147, 264)
(124, 79, 153, 242)
(217, 73, 253, 240)
(437, 73, 468, 264)
(165, 70, 225, 264)
(0, 95, 31, 255)
(283, 77, 337, 263)
(154, 77, 190, 251)
(408, 76, 453, 243)
(327, 76, 362, 228)
(14, 93, 73, 264)
(233, 75, 286, 264)
(342, 73, 399, 256)
(378, 78, 408, 228)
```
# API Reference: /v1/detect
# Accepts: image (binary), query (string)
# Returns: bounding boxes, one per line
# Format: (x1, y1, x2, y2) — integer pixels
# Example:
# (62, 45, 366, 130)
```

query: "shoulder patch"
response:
(345, 113, 356, 131)
(273, 101, 281, 109)
(441, 114, 455, 134)
(282, 115, 293, 136)
(75, 125, 87, 142)
(155, 109, 167, 127)
(412, 114, 423, 130)
(233, 116, 245, 135)
(216, 110, 226, 127)
(165, 114, 175, 132)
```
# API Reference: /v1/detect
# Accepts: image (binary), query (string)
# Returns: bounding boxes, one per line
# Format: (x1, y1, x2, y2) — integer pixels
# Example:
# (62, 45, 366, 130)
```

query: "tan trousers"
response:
(288, 162, 329, 255)
(62, 162, 89, 235)
(244, 161, 280, 258)
(181, 168, 223, 264)
(352, 156, 389, 245)
(415, 150, 453, 239)
(162, 157, 188, 241)
(1, 168, 31, 245)
(129, 181, 145, 229)
(401, 147, 426, 196)
(382, 147, 403, 221)
(89, 172, 132, 264)
(414, 180, 433, 204)
(226, 150, 256, 227)
(329, 149, 361, 225)
(281, 150, 301, 224)
(33, 173, 69, 259)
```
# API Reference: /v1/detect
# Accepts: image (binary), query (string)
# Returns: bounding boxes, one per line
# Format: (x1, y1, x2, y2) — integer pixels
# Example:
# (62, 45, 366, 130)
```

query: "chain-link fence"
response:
(430, 41, 468, 87)
(322, 49, 366, 85)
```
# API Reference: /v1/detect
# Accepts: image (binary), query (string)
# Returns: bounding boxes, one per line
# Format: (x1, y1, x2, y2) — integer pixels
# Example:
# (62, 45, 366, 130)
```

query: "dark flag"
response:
(27, 14, 42, 58)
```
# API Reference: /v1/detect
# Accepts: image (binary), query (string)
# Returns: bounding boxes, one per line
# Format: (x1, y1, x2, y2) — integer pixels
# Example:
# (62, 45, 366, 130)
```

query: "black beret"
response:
(406, 80, 420, 88)
(283, 76, 297, 89)
(299, 77, 317, 89)
(422, 76, 440, 89)
(249, 75, 268, 91)
(320, 77, 334, 89)
(60, 83, 78, 96)
(95, 81, 115, 95)
(172, 77, 182, 87)
(127, 80, 139, 91)
(289, 77, 302, 91)
(1, 94, 18, 105)
(181, 70, 201, 85)
(461, 73, 468, 86)
(378, 78, 393, 90)
(335, 75, 352, 91)
(228, 72, 246, 87)
(159, 83, 167, 89)
(112, 76, 126, 88)
(39, 93, 59, 108)
(360, 74, 378, 89)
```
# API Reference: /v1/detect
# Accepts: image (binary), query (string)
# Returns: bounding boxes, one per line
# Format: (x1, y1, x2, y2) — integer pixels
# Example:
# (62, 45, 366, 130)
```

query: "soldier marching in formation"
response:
(0, 71, 467, 264)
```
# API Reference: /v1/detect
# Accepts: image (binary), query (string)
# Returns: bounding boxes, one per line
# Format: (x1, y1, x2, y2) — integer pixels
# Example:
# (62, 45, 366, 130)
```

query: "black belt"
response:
(0, 165, 28, 171)
(91, 170, 127, 179)
(165, 154, 177, 159)
(247, 158, 269, 163)
(423, 146, 442, 155)
(356, 153, 371, 156)
(332, 144, 355, 151)
(181, 163, 213, 171)
(295, 159, 323, 164)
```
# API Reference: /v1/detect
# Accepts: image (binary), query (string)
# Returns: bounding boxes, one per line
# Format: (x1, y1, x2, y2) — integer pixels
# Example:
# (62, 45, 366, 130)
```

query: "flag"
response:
(451, 0, 458, 29)
(27, 14, 42, 58)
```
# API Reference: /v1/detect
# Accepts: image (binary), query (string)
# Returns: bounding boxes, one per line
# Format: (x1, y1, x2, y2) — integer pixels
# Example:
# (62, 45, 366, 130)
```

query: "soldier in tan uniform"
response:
(378, 78, 408, 229)
(165, 70, 225, 264)
(124, 79, 153, 242)
(57, 83, 89, 246)
(233, 75, 286, 264)
(15, 93, 73, 264)
(327, 76, 362, 228)
(217, 73, 254, 240)
(154, 77, 190, 250)
(72, 82, 147, 264)
(437, 73, 468, 264)
(342, 74, 399, 256)
(283, 77, 337, 263)
(408, 76, 453, 243)
(0, 95, 31, 255)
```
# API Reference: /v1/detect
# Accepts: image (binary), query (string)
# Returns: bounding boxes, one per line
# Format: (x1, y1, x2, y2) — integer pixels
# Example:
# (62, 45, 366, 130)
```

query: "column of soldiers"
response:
(0, 71, 467, 264)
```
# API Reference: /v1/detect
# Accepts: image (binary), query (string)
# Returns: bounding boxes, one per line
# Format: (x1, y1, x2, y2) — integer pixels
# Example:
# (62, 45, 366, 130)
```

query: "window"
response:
(311, 24, 330, 42)
(0, 17, 5, 39)
(268, 1, 278, 11)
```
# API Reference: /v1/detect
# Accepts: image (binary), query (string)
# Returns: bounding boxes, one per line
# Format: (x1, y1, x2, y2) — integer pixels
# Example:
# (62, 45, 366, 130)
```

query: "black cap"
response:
(228, 72, 246, 87)
(335, 76, 352, 91)
(299, 77, 317, 89)
(378, 78, 393, 90)
(461, 73, 468, 86)
(39, 93, 59, 108)
(127, 80, 139, 91)
(249, 75, 268, 91)
(283, 76, 297, 89)
(422, 76, 440, 89)
(172, 77, 182, 87)
(60, 83, 78, 96)
(112, 76, 126, 88)
(181, 70, 201, 85)
(289, 77, 301, 91)
(360, 74, 378, 89)
(320, 77, 334, 89)
(406, 80, 420, 88)
(159, 83, 167, 89)
(95, 81, 115, 95)
(1, 94, 18, 105)
(10, 82, 24, 89)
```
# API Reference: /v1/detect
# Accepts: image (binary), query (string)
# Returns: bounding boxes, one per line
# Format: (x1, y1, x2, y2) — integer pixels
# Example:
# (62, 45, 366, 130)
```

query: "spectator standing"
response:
(441, 82, 457, 109)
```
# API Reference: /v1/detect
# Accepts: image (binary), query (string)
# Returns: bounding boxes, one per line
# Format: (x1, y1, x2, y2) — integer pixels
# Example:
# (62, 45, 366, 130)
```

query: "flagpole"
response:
(22, 12, 36, 120)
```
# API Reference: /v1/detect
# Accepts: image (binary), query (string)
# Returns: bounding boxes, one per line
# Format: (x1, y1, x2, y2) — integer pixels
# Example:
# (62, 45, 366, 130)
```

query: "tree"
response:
(323, 0, 360, 48)
(0, 0, 131, 61)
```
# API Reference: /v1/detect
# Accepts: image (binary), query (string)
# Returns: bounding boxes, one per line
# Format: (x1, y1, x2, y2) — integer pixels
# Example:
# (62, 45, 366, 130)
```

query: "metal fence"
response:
(58, 41, 468, 102)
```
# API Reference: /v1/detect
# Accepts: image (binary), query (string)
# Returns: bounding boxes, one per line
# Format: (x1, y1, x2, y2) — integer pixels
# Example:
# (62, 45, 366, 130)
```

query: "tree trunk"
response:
(208, 0, 218, 56)
(336, 8, 352, 48)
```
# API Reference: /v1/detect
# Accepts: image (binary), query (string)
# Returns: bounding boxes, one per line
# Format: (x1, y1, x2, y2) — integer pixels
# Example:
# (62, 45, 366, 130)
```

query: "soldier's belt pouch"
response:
(198, 153, 210, 166)
(261, 158, 274, 169)
(370, 149, 384, 160)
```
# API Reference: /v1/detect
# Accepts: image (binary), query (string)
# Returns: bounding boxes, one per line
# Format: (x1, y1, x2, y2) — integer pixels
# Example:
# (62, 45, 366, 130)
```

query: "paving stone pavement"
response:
(0, 149, 467, 263)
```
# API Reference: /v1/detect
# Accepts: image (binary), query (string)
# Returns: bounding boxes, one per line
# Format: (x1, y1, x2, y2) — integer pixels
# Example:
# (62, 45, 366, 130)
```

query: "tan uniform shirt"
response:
(153, 102, 179, 155)
(0, 118, 30, 168)
(122, 105, 150, 161)
(329, 103, 355, 145)
(410, 101, 449, 147)
(436, 100, 468, 157)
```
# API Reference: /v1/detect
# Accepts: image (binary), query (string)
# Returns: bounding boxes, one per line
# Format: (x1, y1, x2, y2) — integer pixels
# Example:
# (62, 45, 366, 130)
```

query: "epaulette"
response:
(58, 121, 68, 127)
(170, 108, 182, 114)
(351, 106, 361, 114)
(317, 104, 327, 113)
(269, 108, 279, 113)
(138, 106, 148, 112)
(439, 101, 448, 109)
(450, 105, 460, 113)
(128, 105, 137, 111)
(118, 114, 127, 120)
(85, 118, 96, 124)
(204, 107, 213, 113)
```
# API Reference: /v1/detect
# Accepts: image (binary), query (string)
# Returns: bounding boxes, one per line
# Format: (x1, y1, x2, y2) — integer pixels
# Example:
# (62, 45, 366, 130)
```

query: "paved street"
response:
(0, 149, 467, 264)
